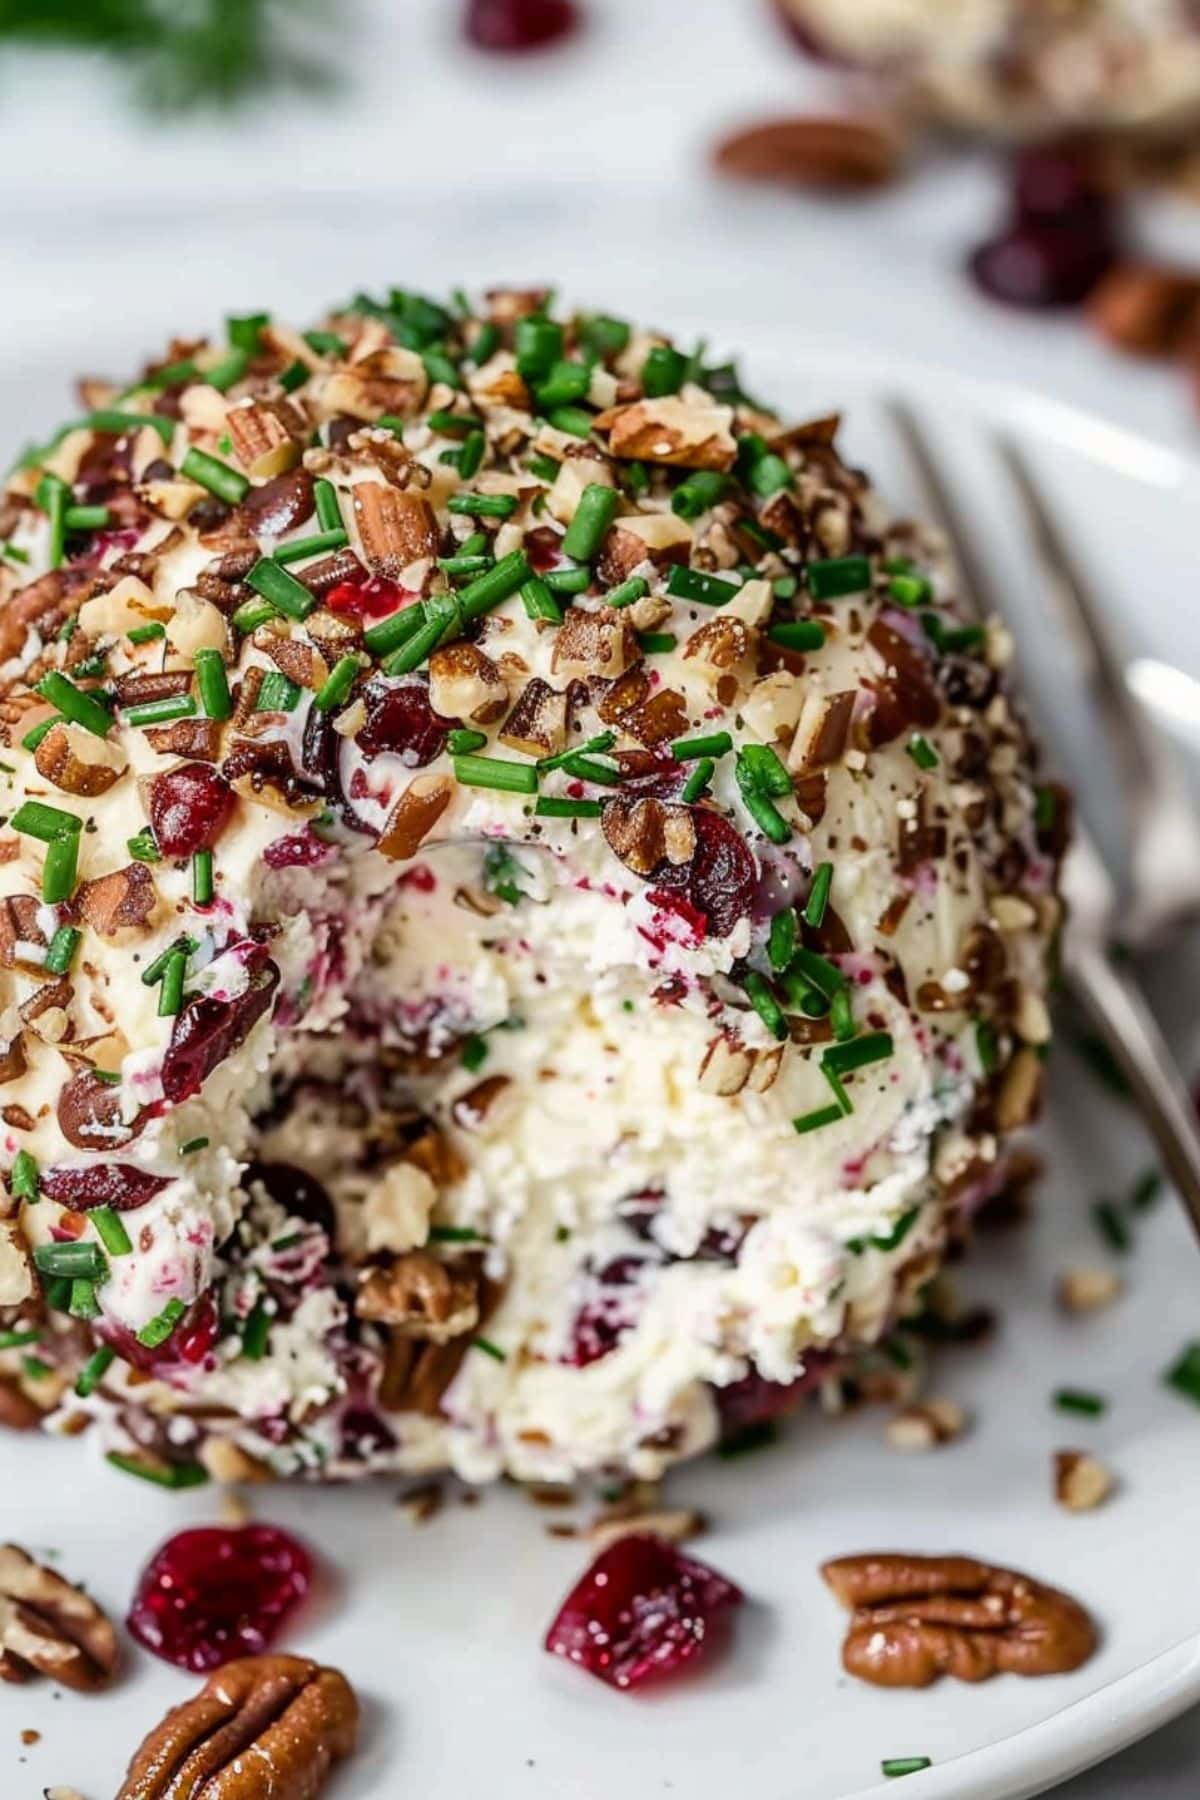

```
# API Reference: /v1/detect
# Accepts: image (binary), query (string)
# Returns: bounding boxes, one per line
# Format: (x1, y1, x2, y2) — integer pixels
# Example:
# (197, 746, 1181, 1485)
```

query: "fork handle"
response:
(1066, 944, 1200, 1247)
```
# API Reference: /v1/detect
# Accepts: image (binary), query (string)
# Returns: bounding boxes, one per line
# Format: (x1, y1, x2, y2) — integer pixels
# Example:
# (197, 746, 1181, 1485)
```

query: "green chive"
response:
(773, 575, 799, 600)
(157, 947, 188, 1017)
(22, 1355, 54, 1379)
(232, 597, 278, 634)
(105, 1452, 208, 1490)
(461, 1034, 489, 1073)
(192, 850, 214, 906)
(578, 314, 630, 360)
(439, 553, 492, 577)
(127, 829, 161, 863)
(0, 1328, 40, 1349)
(1, 543, 29, 564)
(383, 610, 450, 677)
(528, 452, 561, 483)
(889, 572, 932, 608)
(667, 565, 738, 608)
(638, 632, 677, 655)
(448, 728, 488, 756)
(227, 312, 269, 352)
(69, 1277, 101, 1320)
(274, 528, 349, 565)
(41, 832, 79, 903)
(181, 447, 249, 506)
(824, 1032, 894, 1074)
(312, 478, 342, 532)
(127, 621, 166, 646)
(805, 863, 833, 928)
(744, 972, 788, 1041)
(10, 1151, 39, 1201)
(907, 734, 939, 771)
(830, 988, 855, 1042)
(789, 946, 846, 1000)
(204, 348, 250, 393)
(748, 453, 792, 498)
(314, 654, 365, 714)
(256, 670, 301, 713)
(1054, 1388, 1106, 1417)
(642, 345, 687, 397)
(671, 471, 730, 521)
(179, 1137, 210, 1156)
(143, 938, 189, 988)
(768, 621, 825, 652)
(974, 1017, 999, 1074)
(36, 474, 68, 568)
(453, 754, 538, 796)
(535, 359, 591, 411)
(33, 1241, 107, 1282)
(91, 1207, 132, 1257)
(422, 346, 462, 390)
(735, 752, 791, 844)
(467, 321, 500, 366)
(807, 555, 871, 600)
(459, 552, 531, 620)
(63, 504, 111, 532)
(136, 1297, 186, 1350)
(538, 733, 615, 774)
(535, 797, 603, 819)
(1130, 1169, 1162, 1212)
(247, 557, 315, 621)
(75, 1345, 116, 1398)
(680, 758, 714, 804)
(768, 908, 797, 971)
(193, 648, 232, 720)
(473, 1335, 507, 1363)
(548, 407, 595, 440)
(672, 732, 733, 762)
(821, 1061, 854, 1116)
(605, 576, 649, 610)
(363, 602, 426, 659)
(515, 317, 563, 383)
(739, 743, 792, 797)
(304, 329, 346, 356)
(44, 925, 81, 975)
(126, 694, 197, 728)
(241, 1302, 272, 1361)
(85, 409, 175, 445)
(882, 1758, 932, 1780)
(793, 1104, 845, 1136)
(1092, 1200, 1131, 1253)
(562, 484, 619, 563)
(557, 755, 620, 786)
(447, 493, 516, 519)
(35, 671, 111, 739)
(1165, 1342, 1200, 1406)
(428, 1225, 485, 1244)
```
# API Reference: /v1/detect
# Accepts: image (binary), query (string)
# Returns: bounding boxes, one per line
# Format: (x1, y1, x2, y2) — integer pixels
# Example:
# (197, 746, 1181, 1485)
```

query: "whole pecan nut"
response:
(714, 115, 903, 192)
(821, 1553, 1097, 1687)
(116, 1653, 358, 1800)
(356, 1250, 480, 1342)
(0, 1542, 118, 1690)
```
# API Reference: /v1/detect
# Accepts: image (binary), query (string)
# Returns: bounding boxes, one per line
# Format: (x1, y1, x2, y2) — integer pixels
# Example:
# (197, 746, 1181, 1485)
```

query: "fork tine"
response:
(886, 399, 999, 624)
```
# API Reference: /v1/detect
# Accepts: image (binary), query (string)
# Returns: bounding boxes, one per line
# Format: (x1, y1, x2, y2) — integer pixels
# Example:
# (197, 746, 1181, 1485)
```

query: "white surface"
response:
(1, 1, 1200, 1791)
(2, 337, 1200, 1798)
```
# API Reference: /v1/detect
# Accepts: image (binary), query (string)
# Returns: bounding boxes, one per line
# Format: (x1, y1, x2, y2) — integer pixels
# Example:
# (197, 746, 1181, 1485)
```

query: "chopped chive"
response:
(86, 408, 175, 445)
(448, 728, 488, 756)
(256, 670, 301, 713)
(35, 671, 111, 739)
(2, 542, 29, 564)
(69, 1276, 102, 1320)
(824, 1032, 894, 1074)
(10, 1151, 39, 1201)
(562, 483, 619, 563)
(314, 654, 365, 714)
(542, 567, 590, 598)
(127, 621, 166, 646)
(535, 359, 591, 411)
(447, 492, 516, 519)
(428, 408, 481, 438)
(0, 1328, 40, 1349)
(22, 1354, 54, 1379)
(453, 754, 538, 795)
(157, 947, 188, 1017)
(363, 601, 426, 659)
(535, 797, 602, 819)
(735, 752, 791, 844)
(1053, 1388, 1106, 1417)
(232, 597, 278, 635)
(666, 565, 738, 608)
(804, 863, 833, 929)
(383, 610, 449, 677)
(461, 1033, 489, 1072)
(126, 694, 197, 728)
(179, 1136, 209, 1155)
(638, 634, 676, 655)
(1092, 1199, 1131, 1253)
(974, 1017, 999, 1074)
(136, 1296, 186, 1350)
(739, 743, 792, 797)
(274, 528, 349, 565)
(192, 850, 214, 906)
(807, 555, 871, 600)
(546, 406, 593, 439)
(473, 1336, 507, 1363)
(91, 1207, 132, 1257)
(422, 346, 462, 391)
(671, 471, 730, 521)
(681, 757, 714, 804)
(1130, 1168, 1162, 1212)
(889, 572, 932, 608)
(673, 732, 733, 762)
(830, 988, 855, 1042)
(557, 755, 620, 786)
(515, 317, 563, 383)
(75, 1345, 116, 1398)
(744, 971, 788, 1041)
(921, 612, 986, 656)
(41, 832, 79, 903)
(428, 1225, 484, 1244)
(204, 348, 250, 393)
(605, 576, 649, 610)
(44, 925, 81, 975)
(578, 313, 630, 360)
(439, 553, 492, 578)
(768, 620, 826, 652)
(241, 1301, 272, 1361)
(793, 1104, 845, 1136)
(882, 1758, 932, 1780)
(63, 504, 111, 532)
(852, 1208, 920, 1255)
(127, 829, 161, 863)
(227, 312, 269, 352)
(105, 1452, 208, 1489)
(32, 1241, 107, 1281)
(459, 552, 531, 620)
(789, 946, 847, 999)
(313, 478, 343, 532)
(1165, 1341, 1200, 1406)
(180, 447, 249, 506)
(304, 329, 346, 356)
(36, 473, 68, 568)
(641, 345, 687, 398)
(747, 452, 792, 498)
(768, 908, 797, 971)
(821, 1061, 853, 1116)
(194, 647, 232, 720)
(247, 557, 315, 621)
(537, 732, 615, 774)
(907, 734, 939, 771)
(528, 451, 561, 482)
(467, 321, 500, 366)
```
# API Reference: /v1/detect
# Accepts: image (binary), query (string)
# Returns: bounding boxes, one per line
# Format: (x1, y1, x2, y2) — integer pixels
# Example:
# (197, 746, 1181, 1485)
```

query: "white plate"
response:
(3, 332, 1200, 1800)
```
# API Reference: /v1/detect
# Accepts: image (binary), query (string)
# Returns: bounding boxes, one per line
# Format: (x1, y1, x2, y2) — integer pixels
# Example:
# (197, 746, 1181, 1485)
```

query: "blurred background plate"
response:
(2, 330, 1200, 1800)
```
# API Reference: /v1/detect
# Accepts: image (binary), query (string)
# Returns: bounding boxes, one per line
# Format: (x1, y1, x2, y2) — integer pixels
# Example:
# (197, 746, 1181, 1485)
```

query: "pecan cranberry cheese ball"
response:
(0, 290, 1061, 1489)
(782, 0, 1200, 141)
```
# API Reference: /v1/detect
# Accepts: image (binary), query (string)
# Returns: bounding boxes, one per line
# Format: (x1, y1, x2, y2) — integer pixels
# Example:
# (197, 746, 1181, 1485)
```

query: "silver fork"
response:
(889, 400, 1200, 1245)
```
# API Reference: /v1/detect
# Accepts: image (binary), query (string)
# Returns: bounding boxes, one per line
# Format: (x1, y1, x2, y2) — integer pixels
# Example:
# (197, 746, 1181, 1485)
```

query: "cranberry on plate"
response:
(127, 1524, 313, 1671)
(465, 0, 579, 53)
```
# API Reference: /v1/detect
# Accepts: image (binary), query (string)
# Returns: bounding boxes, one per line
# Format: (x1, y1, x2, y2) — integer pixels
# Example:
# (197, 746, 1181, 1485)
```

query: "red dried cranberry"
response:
(98, 1292, 218, 1374)
(1012, 141, 1108, 224)
(243, 1160, 336, 1245)
(127, 1525, 313, 1671)
(39, 1164, 169, 1211)
(148, 763, 235, 859)
(564, 1255, 648, 1367)
(465, 0, 578, 53)
(654, 809, 758, 940)
(544, 1534, 742, 1690)
(262, 825, 336, 870)
(968, 221, 1116, 310)
(717, 1351, 839, 1433)
(326, 573, 413, 620)
(523, 524, 564, 572)
(161, 951, 280, 1104)
(357, 680, 452, 765)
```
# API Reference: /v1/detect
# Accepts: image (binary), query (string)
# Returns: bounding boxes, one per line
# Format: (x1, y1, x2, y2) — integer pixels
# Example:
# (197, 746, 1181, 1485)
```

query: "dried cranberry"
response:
(340, 1406, 397, 1460)
(523, 525, 563, 573)
(326, 573, 413, 620)
(564, 1255, 649, 1367)
(465, 0, 579, 53)
(127, 1525, 313, 1671)
(717, 1351, 839, 1433)
(653, 809, 758, 940)
(161, 951, 280, 1104)
(968, 221, 1116, 310)
(98, 1292, 218, 1375)
(357, 680, 452, 765)
(1012, 142, 1108, 224)
(40, 1164, 168, 1212)
(148, 763, 235, 859)
(772, 0, 853, 63)
(544, 1534, 742, 1690)
(242, 1160, 337, 1244)
(262, 825, 336, 870)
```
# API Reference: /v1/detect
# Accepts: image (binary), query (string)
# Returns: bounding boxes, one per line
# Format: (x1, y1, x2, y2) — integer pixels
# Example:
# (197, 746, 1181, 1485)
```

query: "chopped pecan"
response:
(0, 1543, 118, 1691)
(76, 863, 157, 936)
(619, 687, 689, 748)
(499, 677, 569, 758)
(116, 1654, 358, 1800)
(33, 721, 126, 797)
(57, 1068, 146, 1152)
(429, 642, 507, 725)
(377, 775, 453, 862)
(821, 1553, 1097, 1687)
(994, 1047, 1043, 1132)
(787, 689, 855, 773)
(262, 633, 325, 691)
(114, 670, 192, 709)
(19, 976, 72, 1043)
(451, 1075, 513, 1132)
(225, 396, 305, 478)
(0, 1035, 27, 1087)
(595, 397, 737, 472)
(551, 605, 638, 680)
(145, 716, 223, 761)
(1054, 1451, 1114, 1513)
(596, 513, 692, 584)
(602, 793, 696, 877)
(356, 1250, 480, 1342)
(683, 615, 751, 682)
(0, 1376, 42, 1432)
(297, 548, 366, 597)
(0, 895, 48, 974)
(0, 1220, 33, 1305)
(1087, 261, 1200, 357)
(714, 115, 902, 191)
(353, 484, 439, 578)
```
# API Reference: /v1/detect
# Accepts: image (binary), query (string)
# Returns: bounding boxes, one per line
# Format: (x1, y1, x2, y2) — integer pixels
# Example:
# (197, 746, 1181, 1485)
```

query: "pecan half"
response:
(225, 397, 305, 479)
(1087, 261, 1200, 358)
(429, 642, 507, 725)
(595, 398, 737, 472)
(353, 484, 439, 577)
(821, 1553, 1097, 1686)
(499, 677, 569, 758)
(714, 115, 902, 191)
(116, 1654, 358, 1800)
(377, 775, 453, 862)
(551, 605, 638, 680)
(0, 1543, 118, 1691)
(602, 793, 696, 876)
(0, 895, 48, 974)
(76, 863, 157, 936)
(33, 720, 126, 797)
(788, 689, 855, 774)
(356, 1250, 480, 1342)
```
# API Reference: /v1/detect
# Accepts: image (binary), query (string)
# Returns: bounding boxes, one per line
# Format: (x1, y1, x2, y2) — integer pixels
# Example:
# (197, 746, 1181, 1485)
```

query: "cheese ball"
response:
(0, 289, 1060, 1487)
